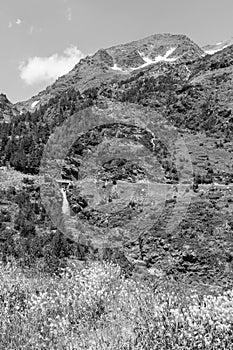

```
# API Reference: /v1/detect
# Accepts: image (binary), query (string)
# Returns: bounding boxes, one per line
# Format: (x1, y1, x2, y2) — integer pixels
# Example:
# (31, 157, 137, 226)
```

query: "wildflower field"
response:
(1, 260, 233, 350)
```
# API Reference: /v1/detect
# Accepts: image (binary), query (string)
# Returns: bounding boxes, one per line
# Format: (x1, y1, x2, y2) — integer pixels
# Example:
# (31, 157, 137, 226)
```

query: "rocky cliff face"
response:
(0, 94, 19, 123)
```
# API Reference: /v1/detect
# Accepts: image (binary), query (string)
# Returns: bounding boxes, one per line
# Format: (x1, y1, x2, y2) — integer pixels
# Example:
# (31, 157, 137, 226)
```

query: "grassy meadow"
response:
(1, 259, 233, 349)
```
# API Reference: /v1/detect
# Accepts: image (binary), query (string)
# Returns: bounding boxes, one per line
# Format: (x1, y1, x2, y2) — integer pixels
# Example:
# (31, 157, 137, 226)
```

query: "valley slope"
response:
(0, 33, 233, 287)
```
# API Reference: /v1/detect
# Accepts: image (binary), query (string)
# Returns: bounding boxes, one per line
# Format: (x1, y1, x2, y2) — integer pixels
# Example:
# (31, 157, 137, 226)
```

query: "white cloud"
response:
(8, 21, 13, 29)
(19, 46, 85, 85)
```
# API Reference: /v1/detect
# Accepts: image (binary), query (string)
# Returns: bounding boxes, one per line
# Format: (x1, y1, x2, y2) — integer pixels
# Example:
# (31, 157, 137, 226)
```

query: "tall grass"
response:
(0, 259, 233, 349)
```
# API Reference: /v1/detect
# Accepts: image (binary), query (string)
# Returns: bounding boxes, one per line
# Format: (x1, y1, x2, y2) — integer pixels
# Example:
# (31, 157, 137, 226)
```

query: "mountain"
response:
(15, 33, 204, 113)
(1, 33, 233, 287)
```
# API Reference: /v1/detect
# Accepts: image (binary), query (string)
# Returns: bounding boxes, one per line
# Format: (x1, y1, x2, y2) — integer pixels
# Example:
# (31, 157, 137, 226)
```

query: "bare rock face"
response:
(92, 49, 114, 66)
(0, 94, 19, 123)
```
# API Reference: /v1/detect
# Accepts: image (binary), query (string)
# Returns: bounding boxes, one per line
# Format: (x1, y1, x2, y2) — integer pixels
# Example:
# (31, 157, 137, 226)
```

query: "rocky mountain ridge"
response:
(203, 37, 233, 55)
(14, 33, 204, 113)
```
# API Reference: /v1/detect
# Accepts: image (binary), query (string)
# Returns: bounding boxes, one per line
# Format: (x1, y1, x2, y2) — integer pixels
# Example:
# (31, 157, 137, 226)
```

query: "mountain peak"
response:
(92, 49, 114, 66)
(107, 33, 204, 70)
(15, 32, 204, 111)
(0, 93, 19, 122)
(0, 93, 10, 104)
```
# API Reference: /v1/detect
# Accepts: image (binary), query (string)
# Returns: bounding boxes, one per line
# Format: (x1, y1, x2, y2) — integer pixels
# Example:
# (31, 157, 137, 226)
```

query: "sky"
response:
(1, 0, 233, 103)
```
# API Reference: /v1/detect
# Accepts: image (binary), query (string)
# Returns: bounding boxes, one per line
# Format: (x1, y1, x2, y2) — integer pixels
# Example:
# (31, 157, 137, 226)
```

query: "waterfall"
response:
(61, 188, 70, 215)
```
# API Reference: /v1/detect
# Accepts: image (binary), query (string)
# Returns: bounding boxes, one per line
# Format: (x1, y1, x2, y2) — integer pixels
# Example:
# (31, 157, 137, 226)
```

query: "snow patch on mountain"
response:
(205, 44, 231, 55)
(111, 64, 124, 72)
(204, 40, 232, 55)
(31, 100, 39, 109)
(133, 47, 177, 70)
(110, 47, 177, 73)
(164, 47, 177, 58)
